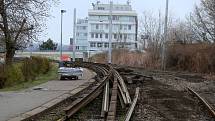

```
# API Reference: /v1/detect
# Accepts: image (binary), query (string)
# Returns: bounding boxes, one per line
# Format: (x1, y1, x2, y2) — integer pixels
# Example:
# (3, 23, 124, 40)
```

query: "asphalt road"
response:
(0, 68, 96, 121)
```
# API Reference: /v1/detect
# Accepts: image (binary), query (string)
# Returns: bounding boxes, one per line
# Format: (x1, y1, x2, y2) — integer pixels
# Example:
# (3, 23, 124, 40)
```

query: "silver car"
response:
(58, 67, 83, 80)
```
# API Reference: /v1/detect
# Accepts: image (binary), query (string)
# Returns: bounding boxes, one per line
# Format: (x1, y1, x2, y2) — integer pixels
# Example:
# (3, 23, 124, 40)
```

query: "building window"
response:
(97, 43, 103, 48)
(128, 25, 132, 30)
(91, 33, 94, 38)
(95, 33, 99, 38)
(129, 17, 134, 22)
(83, 26, 86, 30)
(98, 7, 105, 10)
(76, 46, 79, 50)
(113, 16, 119, 20)
(105, 24, 108, 29)
(128, 34, 131, 40)
(90, 42, 96, 47)
(76, 33, 79, 36)
(112, 43, 116, 48)
(120, 25, 123, 30)
(100, 34, 103, 38)
(84, 33, 88, 36)
(114, 34, 117, 39)
(120, 34, 123, 39)
(124, 25, 127, 30)
(104, 43, 109, 48)
(96, 24, 99, 29)
(105, 33, 108, 39)
(100, 24, 103, 30)
(124, 34, 127, 40)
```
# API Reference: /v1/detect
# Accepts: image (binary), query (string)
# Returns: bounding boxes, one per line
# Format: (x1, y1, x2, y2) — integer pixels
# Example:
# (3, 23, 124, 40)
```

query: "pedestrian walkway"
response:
(0, 68, 96, 121)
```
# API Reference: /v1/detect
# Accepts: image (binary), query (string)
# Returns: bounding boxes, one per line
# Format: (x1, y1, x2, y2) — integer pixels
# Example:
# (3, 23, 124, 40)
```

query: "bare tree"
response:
(190, 0, 215, 43)
(139, 11, 165, 60)
(0, 0, 57, 64)
(167, 20, 196, 44)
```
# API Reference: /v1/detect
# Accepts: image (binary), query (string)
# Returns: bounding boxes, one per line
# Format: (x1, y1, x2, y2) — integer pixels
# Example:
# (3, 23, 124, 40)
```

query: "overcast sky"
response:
(42, 0, 201, 45)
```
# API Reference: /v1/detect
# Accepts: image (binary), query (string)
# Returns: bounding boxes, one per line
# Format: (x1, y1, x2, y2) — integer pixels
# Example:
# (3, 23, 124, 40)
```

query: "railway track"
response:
(8, 62, 215, 121)
(23, 62, 139, 121)
(63, 63, 113, 120)
(60, 62, 139, 121)
(118, 67, 215, 121)
(187, 87, 215, 118)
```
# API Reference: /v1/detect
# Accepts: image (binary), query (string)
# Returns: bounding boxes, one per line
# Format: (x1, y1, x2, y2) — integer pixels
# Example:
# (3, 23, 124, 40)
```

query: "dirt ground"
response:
(125, 68, 215, 121)
(32, 67, 215, 121)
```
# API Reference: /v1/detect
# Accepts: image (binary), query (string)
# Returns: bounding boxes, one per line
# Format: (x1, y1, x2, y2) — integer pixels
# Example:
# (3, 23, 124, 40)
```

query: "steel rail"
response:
(124, 87, 140, 121)
(187, 87, 215, 118)
(64, 64, 112, 119)
(114, 69, 131, 104)
(106, 75, 118, 121)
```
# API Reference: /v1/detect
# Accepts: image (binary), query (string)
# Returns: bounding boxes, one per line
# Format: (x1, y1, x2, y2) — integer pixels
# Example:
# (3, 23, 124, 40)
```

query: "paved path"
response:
(0, 68, 96, 121)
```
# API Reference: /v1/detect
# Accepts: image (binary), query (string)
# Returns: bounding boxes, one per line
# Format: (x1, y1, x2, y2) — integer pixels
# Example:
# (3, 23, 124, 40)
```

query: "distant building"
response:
(70, 38, 73, 45)
(75, 1, 138, 54)
(88, 2, 138, 52)
(75, 18, 88, 52)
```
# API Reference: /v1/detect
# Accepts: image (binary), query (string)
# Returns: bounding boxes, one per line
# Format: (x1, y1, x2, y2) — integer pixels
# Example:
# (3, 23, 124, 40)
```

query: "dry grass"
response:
(90, 49, 160, 69)
(167, 43, 215, 73)
(91, 43, 215, 74)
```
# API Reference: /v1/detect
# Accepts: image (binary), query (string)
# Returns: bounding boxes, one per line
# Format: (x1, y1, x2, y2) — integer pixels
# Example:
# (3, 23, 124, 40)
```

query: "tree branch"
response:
(14, 19, 26, 42)
(0, 23, 3, 30)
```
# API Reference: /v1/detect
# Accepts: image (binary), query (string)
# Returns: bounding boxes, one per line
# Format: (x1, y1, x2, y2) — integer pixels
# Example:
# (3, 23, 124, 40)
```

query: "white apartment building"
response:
(88, 2, 138, 52)
(75, 18, 88, 52)
(75, 2, 138, 54)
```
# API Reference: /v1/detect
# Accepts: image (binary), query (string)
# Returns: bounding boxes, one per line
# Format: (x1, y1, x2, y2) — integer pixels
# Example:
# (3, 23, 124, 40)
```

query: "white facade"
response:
(75, 2, 138, 54)
(75, 18, 88, 52)
(88, 2, 138, 52)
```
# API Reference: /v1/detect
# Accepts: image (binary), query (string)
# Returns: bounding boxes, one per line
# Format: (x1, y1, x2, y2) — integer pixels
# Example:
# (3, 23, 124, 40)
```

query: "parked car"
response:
(58, 62, 83, 80)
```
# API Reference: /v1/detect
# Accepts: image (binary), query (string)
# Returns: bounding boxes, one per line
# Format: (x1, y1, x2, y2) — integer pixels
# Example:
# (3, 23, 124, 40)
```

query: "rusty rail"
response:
(124, 87, 140, 121)
(57, 62, 132, 121)
(187, 87, 215, 118)
(106, 76, 118, 121)
(63, 63, 113, 120)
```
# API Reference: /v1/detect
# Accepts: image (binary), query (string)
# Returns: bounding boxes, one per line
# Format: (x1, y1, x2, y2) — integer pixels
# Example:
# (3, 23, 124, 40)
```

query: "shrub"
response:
(5, 64, 24, 87)
(30, 56, 50, 74)
(0, 56, 51, 89)
(21, 56, 51, 81)
(21, 58, 36, 81)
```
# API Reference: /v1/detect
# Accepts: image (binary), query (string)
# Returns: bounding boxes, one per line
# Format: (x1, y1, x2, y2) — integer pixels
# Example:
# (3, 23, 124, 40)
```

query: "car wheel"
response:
(59, 76, 65, 80)
(75, 76, 78, 80)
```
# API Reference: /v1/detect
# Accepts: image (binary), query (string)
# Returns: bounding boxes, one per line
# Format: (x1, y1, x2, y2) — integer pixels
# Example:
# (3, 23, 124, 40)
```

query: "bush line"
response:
(0, 56, 51, 89)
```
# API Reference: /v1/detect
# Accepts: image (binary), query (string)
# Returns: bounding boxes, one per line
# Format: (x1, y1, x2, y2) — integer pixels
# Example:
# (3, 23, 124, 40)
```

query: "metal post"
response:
(73, 8, 77, 62)
(108, 1, 113, 64)
(60, 10, 66, 61)
(162, 0, 169, 70)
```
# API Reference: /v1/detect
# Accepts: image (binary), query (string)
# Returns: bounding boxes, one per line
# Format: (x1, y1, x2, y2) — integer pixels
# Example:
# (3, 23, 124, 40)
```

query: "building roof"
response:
(89, 2, 137, 16)
(88, 10, 137, 16)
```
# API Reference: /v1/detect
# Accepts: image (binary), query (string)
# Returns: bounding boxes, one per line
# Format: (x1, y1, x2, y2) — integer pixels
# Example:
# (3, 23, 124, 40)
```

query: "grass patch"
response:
(0, 63, 58, 91)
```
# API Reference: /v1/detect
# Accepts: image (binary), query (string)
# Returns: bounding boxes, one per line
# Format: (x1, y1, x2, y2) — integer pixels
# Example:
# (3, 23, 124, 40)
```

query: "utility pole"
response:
(73, 8, 77, 62)
(108, 1, 113, 64)
(162, 0, 169, 70)
(60, 10, 66, 61)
